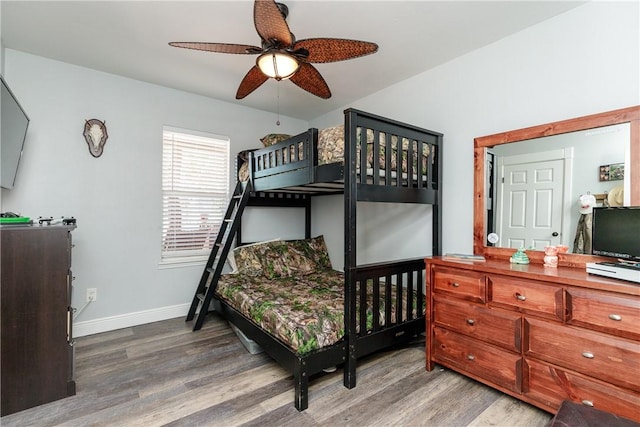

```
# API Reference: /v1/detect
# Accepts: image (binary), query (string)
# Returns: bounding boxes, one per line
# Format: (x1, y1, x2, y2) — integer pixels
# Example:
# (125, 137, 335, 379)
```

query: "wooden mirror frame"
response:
(474, 105, 640, 267)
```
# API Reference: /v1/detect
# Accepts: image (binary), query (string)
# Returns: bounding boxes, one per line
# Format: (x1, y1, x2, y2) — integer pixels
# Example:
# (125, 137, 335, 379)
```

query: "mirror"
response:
(474, 106, 640, 266)
(488, 123, 630, 251)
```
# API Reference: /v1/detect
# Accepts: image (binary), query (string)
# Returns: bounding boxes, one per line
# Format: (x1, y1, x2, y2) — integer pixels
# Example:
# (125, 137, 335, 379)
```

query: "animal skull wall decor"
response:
(83, 119, 108, 157)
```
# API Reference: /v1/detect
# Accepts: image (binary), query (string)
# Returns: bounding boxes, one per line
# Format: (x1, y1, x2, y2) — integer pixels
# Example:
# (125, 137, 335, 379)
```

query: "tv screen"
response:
(592, 206, 640, 261)
(1, 75, 30, 190)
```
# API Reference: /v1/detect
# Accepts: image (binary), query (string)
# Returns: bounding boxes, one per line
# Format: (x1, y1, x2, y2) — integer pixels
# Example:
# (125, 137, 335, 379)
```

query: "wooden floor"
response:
(2, 314, 552, 426)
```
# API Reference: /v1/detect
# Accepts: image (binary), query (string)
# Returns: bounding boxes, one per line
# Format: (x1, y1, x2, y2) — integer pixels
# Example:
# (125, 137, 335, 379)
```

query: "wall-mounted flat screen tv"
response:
(1, 75, 30, 190)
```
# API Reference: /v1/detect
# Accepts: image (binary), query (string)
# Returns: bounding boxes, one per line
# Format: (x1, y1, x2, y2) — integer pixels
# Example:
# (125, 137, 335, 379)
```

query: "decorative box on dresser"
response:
(1, 224, 76, 416)
(425, 257, 640, 422)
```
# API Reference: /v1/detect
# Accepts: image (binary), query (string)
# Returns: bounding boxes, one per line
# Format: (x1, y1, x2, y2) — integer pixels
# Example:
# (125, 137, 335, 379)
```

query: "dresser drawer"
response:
(567, 288, 640, 340)
(524, 318, 640, 392)
(524, 358, 640, 423)
(433, 327, 521, 393)
(433, 267, 485, 303)
(489, 275, 563, 320)
(433, 296, 521, 352)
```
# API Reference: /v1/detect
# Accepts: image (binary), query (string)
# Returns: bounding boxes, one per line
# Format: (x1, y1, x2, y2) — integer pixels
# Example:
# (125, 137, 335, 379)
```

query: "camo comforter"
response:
(217, 237, 421, 355)
(215, 270, 421, 355)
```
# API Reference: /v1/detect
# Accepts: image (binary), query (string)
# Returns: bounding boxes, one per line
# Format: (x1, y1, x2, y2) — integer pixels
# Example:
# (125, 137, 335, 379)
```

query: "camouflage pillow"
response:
(232, 238, 281, 276)
(260, 134, 291, 147)
(318, 126, 344, 165)
(233, 236, 332, 279)
(317, 126, 377, 166)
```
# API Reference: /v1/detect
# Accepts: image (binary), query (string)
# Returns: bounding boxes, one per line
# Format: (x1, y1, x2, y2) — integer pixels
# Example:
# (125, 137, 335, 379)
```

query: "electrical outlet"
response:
(86, 288, 97, 302)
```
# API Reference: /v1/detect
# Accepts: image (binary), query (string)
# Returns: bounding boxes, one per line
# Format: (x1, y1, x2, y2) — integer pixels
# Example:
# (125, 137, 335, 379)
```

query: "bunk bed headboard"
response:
(343, 108, 441, 203)
(343, 108, 443, 256)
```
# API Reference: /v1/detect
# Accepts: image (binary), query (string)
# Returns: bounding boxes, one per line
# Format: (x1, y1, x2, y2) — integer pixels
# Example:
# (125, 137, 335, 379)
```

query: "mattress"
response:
(215, 270, 422, 355)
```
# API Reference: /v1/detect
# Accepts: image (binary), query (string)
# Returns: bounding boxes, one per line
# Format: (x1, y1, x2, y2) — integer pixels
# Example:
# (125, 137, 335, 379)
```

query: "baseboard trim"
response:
(73, 303, 191, 337)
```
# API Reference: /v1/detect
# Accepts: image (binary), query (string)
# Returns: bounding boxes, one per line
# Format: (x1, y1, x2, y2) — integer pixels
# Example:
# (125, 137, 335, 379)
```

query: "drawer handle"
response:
(515, 293, 526, 301)
(467, 354, 475, 361)
(581, 400, 594, 407)
(608, 314, 622, 321)
(451, 282, 460, 288)
(466, 319, 475, 325)
(582, 351, 595, 359)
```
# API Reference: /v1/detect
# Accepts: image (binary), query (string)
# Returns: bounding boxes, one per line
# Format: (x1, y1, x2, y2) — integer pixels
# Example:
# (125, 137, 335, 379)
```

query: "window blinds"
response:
(161, 129, 229, 261)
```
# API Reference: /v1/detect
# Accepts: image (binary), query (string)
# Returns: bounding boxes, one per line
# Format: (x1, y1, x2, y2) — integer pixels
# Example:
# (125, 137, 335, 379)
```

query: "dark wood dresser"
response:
(1, 224, 76, 416)
(425, 257, 640, 422)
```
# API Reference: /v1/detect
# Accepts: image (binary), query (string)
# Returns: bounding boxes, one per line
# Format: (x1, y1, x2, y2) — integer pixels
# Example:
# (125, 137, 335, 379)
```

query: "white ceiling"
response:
(1, 1, 584, 121)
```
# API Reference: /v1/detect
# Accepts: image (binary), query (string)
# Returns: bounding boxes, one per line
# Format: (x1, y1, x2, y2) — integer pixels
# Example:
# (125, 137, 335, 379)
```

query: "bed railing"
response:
(343, 257, 426, 387)
(345, 109, 441, 204)
(249, 129, 318, 191)
(247, 109, 442, 201)
(350, 257, 425, 334)
(345, 257, 425, 362)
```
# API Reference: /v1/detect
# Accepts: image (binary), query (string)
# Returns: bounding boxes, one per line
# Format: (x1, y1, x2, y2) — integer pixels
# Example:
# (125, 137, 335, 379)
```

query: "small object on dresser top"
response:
(443, 253, 486, 261)
(38, 216, 53, 225)
(1, 212, 30, 224)
(0, 211, 20, 218)
(543, 246, 559, 268)
(586, 262, 640, 284)
(510, 248, 530, 265)
(38, 216, 77, 226)
(0, 216, 31, 224)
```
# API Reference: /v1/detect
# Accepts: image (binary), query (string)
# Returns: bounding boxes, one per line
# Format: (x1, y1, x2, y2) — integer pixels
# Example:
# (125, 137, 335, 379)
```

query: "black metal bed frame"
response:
(212, 108, 443, 411)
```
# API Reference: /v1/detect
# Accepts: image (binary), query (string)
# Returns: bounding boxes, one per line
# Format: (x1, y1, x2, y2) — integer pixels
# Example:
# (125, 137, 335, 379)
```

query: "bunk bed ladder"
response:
(186, 180, 252, 331)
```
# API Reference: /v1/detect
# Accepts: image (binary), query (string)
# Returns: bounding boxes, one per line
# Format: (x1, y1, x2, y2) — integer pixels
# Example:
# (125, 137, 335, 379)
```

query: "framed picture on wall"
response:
(599, 163, 624, 181)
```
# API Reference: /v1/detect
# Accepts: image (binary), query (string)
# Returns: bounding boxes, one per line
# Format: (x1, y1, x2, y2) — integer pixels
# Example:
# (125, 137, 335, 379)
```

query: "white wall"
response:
(311, 1, 640, 260)
(1, 49, 307, 335)
(1, 38, 5, 74)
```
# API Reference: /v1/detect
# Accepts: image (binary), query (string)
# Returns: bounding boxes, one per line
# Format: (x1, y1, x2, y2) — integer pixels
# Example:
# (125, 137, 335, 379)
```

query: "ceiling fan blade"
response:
(254, 0, 293, 47)
(289, 63, 331, 99)
(169, 42, 262, 55)
(293, 38, 378, 63)
(236, 66, 269, 99)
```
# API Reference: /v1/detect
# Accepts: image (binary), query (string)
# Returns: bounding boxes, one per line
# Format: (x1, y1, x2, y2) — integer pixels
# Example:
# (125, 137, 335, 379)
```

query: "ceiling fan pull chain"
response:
(276, 82, 281, 126)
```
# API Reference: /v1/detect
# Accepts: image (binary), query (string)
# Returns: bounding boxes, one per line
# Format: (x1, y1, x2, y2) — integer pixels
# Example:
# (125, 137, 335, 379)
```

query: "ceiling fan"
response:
(169, 0, 378, 99)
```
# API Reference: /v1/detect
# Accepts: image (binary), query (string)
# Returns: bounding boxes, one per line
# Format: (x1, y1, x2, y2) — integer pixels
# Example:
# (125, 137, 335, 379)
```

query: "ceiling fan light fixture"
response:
(257, 51, 299, 80)
(171, 0, 377, 99)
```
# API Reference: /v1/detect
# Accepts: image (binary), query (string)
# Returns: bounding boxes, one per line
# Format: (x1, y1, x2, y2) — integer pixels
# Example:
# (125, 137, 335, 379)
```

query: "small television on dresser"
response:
(1, 75, 30, 190)
(587, 206, 640, 284)
(592, 206, 640, 261)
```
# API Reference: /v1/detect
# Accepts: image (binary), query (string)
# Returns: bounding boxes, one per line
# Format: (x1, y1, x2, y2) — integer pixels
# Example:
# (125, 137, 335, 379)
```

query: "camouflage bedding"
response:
(237, 125, 431, 181)
(216, 236, 422, 355)
(215, 270, 421, 355)
(216, 270, 344, 355)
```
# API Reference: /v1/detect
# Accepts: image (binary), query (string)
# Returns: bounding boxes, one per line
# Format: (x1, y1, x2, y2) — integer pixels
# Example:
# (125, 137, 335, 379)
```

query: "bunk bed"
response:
(196, 108, 442, 411)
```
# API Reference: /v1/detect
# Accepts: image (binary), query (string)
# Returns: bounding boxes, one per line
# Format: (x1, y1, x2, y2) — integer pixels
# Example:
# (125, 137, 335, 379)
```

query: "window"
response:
(161, 127, 229, 265)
